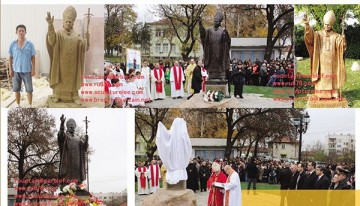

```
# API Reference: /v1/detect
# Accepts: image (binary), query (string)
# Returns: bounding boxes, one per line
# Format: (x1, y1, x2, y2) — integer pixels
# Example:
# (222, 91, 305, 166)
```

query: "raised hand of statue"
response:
(46, 12, 54, 26)
(303, 13, 310, 25)
(60, 114, 66, 124)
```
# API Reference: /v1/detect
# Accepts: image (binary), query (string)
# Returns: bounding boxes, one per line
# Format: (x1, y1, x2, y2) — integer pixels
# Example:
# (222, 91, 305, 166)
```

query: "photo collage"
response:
(1, 1, 359, 206)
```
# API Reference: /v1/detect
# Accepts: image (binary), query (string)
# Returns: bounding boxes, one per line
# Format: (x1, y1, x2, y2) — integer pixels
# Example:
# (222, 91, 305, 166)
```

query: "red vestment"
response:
(207, 172, 227, 206)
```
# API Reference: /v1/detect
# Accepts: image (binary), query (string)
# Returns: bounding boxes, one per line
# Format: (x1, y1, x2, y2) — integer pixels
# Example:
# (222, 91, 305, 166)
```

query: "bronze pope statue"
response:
(304, 10, 346, 99)
(46, 6, 90, 105)
(199, 11, 231, 80)
(58, 114, 88, 184)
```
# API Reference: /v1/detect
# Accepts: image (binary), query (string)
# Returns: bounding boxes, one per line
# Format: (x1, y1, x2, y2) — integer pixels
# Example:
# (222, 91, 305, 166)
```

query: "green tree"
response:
(247, 5, 294, 61)
(295, 4, 357, 33)
(104, 4, 137, 57)
(156, 4, 207, 61)
(132, 22, 151, 55)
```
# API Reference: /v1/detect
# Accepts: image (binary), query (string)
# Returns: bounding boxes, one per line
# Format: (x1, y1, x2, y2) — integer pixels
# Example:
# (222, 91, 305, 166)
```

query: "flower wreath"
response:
(204, 90, 224, 102)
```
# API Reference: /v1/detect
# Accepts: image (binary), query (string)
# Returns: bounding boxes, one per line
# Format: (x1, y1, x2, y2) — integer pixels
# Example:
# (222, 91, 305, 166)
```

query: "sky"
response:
(134, 4, 159, 23)
(1, 108, 135, 193)
(36, 109, 132, 193)
(301, 109, 355, 149)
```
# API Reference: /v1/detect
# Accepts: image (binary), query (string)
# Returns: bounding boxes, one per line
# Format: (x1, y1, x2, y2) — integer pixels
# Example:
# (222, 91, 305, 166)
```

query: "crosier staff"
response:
(83, 116, 90, 191)
(339, 14, 345, 102)
(84, 8, 93, 50)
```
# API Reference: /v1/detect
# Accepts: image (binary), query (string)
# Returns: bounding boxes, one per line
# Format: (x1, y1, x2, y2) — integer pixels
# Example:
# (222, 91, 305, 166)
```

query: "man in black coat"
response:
(245, 157, 258, 194)
(295, 163, 307, 190)
(232, 62, 246, 98)
(279, 162, 293, 206)
(186, 160, 199, 192)
(304, 161, 317, 189)
(187, 60, 203, 100)
(314, 166, 331, 189)
(288, 164, 299, 206)
(313, 166, 331, 205)
(199, 162, 210, 192)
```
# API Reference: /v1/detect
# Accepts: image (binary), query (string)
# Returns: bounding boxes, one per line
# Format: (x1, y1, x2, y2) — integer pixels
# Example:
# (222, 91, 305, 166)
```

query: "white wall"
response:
(1, 4, 104, 74)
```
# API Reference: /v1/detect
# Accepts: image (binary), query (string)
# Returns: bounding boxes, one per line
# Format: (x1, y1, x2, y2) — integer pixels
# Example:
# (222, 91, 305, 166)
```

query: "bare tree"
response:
(8, 109, 59, 203)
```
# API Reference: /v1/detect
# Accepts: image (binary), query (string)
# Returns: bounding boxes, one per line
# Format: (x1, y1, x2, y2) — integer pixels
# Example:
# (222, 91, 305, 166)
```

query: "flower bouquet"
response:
(54, 182, 105, 206)
(204, 90, 224, 102)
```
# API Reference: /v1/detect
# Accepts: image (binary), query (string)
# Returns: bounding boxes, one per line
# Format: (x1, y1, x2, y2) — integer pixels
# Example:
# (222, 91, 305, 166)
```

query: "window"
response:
(155, 43, 161, 53)
(155, 28, 162, 37)
(171, 44, 176, 53)
(282, 144, 285, 149)
(163, 43, 169, 53)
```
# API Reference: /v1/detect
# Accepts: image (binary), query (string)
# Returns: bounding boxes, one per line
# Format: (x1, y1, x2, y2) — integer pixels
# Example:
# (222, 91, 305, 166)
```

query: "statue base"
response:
(205, 79, 229, 96)
(306, 95, 348, 108)
(166, 180, 186, 190)
(48, 95, 87, 108)
(142, 188, 196, 206)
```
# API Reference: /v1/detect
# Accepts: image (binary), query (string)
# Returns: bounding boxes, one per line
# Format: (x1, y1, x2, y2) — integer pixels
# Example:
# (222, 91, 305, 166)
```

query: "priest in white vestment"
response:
(133, 71, 146, 106)
(151, 63, 166, 100)
(148, 160, 161, 193)
(156, 118, 192, 185)
(223, 165, 242, 206)
(201, 66, 208, 93)
(140, 61, 152, 102)
(135, 162, 149, 195)
(170, 61, 185, 99)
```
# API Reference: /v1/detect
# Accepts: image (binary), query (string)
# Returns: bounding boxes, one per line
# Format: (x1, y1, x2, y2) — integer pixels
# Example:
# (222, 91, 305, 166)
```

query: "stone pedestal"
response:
(142, 189, 196, 206)
(166, 180, 186, 190)
(205, 79, 229, 96)
(48, 95, 87, 108)
(306, 95, 348, 108)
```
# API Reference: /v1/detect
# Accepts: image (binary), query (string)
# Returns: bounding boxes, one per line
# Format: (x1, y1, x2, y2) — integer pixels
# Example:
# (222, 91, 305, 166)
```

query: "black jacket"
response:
(279, 167, 292, 189)
(232, 68, 246, 85)
(304, 171, 317, 189)
(313, 175, 331, 189)
(289, 171, 299, 189)
(191, 65, 203, 91)
(245, 162, 258, 179)
(296, 171, 307, 190)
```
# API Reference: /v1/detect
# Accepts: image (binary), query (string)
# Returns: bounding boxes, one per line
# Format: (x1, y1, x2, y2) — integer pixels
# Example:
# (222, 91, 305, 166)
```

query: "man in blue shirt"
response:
(8, 24, 36, 108)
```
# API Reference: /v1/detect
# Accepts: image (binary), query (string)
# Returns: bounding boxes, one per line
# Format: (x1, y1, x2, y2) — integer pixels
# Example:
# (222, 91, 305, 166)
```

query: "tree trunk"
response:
(287, 42, 294, 60)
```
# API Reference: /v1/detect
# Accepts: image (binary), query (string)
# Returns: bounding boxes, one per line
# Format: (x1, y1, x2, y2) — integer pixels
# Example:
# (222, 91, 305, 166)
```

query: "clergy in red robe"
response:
(207, 161, 227, 206)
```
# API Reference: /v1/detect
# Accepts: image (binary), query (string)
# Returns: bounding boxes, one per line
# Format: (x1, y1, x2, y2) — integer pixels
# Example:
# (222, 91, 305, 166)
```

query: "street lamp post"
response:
(292, 112, 310, 162)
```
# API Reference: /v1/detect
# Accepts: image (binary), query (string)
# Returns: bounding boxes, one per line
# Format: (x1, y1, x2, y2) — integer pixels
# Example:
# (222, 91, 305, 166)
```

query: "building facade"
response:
(230, 38, 285, 62)
(268, 136, 299, 160)
(324, 133, 355, 156)
(147, 19, 202, 61)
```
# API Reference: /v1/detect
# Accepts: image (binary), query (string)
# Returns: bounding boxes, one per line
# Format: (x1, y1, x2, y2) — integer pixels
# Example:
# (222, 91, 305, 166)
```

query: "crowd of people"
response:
(228, 58, 295, 88)
(135, 156, 355, 206)
(104, 57, 295, 107)
(104, 59, 208, 108)
(135, 157, 242, 206)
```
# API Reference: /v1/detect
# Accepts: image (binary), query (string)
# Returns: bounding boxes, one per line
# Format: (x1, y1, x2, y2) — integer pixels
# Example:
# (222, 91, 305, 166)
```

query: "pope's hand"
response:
(60, 114, 66, 123)
(46, 12, 54, 25)
(303, 13, 310, 25)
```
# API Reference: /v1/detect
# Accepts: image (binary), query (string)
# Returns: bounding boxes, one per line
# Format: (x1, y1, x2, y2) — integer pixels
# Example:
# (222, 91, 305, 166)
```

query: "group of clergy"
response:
(135, 159, 242, 206)
(138, 59, 208, 101)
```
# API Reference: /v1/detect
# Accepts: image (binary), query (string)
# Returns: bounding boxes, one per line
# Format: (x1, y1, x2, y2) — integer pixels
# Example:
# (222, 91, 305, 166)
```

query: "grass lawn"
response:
(163, 84, 294, 99)
(295, 58, 360, 108)
(135, 181, 280, 192)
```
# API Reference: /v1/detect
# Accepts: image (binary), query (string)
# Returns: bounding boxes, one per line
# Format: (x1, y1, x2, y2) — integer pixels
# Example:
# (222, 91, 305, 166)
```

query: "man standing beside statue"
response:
(304, 10, 346, 101)
(46, 6, 90, 105)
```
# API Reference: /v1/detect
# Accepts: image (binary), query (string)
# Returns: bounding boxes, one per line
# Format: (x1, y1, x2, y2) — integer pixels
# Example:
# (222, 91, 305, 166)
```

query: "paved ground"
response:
(1, 77, 104, 108)
(135, 190, 281, 206)
(135, 190, 208, 206)
(145, 93, 292, 108)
